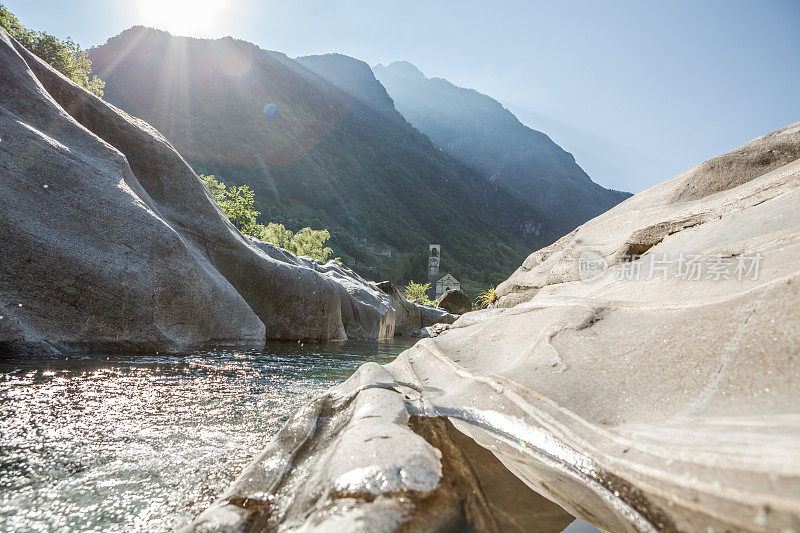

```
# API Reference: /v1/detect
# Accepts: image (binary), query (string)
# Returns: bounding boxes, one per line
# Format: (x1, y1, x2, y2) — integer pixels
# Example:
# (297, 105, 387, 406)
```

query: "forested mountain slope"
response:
(373, 61, 631, 234)
(89, 28, 555, 293)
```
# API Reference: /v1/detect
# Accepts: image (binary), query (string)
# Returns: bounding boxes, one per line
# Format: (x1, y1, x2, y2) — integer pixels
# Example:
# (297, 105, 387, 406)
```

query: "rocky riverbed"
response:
(189, 123, 800, 532)
(2, 22, 799, 533)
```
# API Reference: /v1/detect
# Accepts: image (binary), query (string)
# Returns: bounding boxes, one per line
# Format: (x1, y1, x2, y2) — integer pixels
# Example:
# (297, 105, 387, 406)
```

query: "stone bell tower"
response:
(428, 244, 440, 281)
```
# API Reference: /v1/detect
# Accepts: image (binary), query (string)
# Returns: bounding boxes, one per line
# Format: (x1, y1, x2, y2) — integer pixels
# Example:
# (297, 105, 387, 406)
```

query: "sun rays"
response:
(129, 0, 233, 38)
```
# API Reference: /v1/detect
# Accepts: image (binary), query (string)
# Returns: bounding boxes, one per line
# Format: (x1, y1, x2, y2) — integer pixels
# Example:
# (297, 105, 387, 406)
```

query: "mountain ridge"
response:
(88, 27, 555, 296)
(373, 60, 631, 234)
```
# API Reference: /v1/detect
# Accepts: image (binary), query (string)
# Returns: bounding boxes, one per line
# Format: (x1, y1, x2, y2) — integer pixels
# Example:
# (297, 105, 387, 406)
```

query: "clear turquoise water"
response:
(0, 340, 416, 532)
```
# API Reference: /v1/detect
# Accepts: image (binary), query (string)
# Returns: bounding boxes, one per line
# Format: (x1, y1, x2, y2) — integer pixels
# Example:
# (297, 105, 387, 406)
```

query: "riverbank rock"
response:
(250, 241, 396, 341)
(418, 303, 457, 327)
(376, 281, 457, 336)
(189, 122, 800, 532)
(411, 322, 452, 338)
(494, 121, 800, 308)
(0, 29, 394, 355)
(436, 289, 471, 315)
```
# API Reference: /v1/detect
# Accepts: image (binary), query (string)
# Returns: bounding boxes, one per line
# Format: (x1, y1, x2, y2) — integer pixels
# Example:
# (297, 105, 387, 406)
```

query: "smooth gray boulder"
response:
(0, 29, 394, 354)
(189, 122, 800, 532)
(376, 280, 423, 336)
(494, 121, 800, 308)
(251, 241, 396, 341)
(412, 322, 452, 338)
(418, 303, 457, 327)
(376, 281, 457, 336)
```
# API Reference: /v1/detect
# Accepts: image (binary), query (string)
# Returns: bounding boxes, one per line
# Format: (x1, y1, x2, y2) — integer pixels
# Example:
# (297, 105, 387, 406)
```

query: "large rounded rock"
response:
(192, 122, 800, 533)
(0, 28, 394, 354)
(494, 121, 800, 308)
(376, 281, 456, 335)
(437, 289, 471, 315)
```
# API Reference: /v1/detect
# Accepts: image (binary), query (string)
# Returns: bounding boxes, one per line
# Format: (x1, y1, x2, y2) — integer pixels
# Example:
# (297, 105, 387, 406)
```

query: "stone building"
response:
(426, 244, 460, 300)
(435, 273, 461, 300)
(428, 244, 440, 280)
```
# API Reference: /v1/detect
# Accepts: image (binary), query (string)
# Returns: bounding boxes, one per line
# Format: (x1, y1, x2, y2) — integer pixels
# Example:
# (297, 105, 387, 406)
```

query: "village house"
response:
(435, 273, 461, 299)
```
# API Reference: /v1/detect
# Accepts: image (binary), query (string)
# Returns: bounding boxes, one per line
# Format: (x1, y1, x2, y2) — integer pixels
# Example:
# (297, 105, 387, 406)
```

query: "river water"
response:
(0, 340, 416, 532)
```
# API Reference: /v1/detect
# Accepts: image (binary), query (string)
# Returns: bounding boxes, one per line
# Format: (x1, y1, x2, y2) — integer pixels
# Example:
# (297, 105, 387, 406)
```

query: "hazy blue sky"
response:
(6, 0, 799, 192)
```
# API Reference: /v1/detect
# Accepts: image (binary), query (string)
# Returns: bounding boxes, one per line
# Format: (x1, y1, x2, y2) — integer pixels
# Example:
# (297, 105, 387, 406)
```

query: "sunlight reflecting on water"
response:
(0, 340, 415, 531)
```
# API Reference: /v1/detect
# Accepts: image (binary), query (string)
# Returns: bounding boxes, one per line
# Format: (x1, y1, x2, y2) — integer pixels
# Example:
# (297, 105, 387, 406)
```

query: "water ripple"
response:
(0, 340, 414, 532)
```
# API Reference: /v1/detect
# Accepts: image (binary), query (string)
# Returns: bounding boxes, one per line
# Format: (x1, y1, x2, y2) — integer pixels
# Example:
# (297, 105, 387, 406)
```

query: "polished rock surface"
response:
(189, 123, 800, 532)
(0, 29, 398, 354)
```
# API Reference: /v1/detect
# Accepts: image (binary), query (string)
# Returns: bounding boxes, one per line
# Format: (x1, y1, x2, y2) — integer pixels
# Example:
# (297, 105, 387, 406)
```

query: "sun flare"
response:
(133, 0, 231, 37)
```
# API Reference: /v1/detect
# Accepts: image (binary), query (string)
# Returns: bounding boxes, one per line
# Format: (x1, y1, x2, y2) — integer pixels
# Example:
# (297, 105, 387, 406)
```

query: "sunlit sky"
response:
(6, 0, 800, 192)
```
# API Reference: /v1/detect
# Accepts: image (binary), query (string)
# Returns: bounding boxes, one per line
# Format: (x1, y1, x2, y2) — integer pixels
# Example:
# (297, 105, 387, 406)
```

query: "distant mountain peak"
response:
(298, 53, 397, 116)
(94, 25, 284, 61)
(375, 61, 426, 80)
(373, 63, 631, 233)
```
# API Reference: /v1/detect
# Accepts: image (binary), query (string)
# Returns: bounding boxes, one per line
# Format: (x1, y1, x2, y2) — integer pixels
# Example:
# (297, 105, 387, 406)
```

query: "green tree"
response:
(397, 253, 427, 283)
(201, 174, 337, 263)
(255, 222, 293, 249)
(201, 174, 260, 235)
(404, 281, 436, 306)
(202, 173, 227, 199)
(221, 185, 260, 233)
(0, 4, 105, 97)
(290, 227, 334, 263)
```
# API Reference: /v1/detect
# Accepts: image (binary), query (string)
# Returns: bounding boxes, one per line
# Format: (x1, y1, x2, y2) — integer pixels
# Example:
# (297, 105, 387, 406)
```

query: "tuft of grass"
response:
(474, 286, 497, 309)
